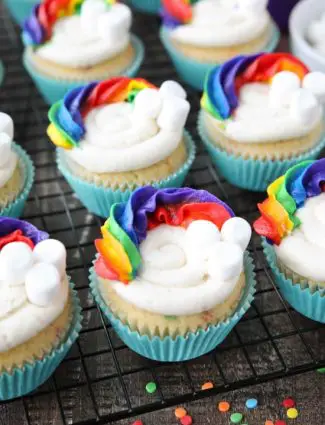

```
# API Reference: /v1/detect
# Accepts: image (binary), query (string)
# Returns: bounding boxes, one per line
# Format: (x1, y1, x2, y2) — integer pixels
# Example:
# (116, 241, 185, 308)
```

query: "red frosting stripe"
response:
(0, 230, 35, 250)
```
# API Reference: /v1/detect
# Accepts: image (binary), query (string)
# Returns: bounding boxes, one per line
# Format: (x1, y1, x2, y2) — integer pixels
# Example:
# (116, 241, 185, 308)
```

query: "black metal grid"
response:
(0, 4, 324, 424)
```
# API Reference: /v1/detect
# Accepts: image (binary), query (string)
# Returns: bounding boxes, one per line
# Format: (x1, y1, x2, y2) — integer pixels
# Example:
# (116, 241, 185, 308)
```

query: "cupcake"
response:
(47, 77, 196, 218)
(3, 0, 38, 25)
(89, 186, 256, 361)
(0, 113, 34, 218)
(22, 0, 145, 104)
(0, 217, 82, 399)
(254, 159, 325, 323)
(198, 52, 325, 191)
(160, 0, 280, 90)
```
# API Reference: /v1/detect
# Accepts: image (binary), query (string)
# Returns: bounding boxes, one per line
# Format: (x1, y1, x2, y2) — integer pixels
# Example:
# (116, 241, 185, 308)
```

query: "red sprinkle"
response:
(282, 398, 295, 409)
(275, 421, 286, 425)
(132, 421, 144, 425)
(180, 415, 193, 425)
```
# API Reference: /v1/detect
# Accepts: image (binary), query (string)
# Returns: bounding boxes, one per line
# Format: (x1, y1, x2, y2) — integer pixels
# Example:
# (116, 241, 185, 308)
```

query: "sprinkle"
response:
(201, 382, 214, 390)
(275, 421, 286, 425)
(282, 398, 295, 409)
(317, 367, 325, 373)
(218, 401, 230, 412)
(230, 413, 243, 424)
(287, 408, 298, 419)
(145, 382, 157, 394)
(180, 415, 192, 425)
(175, 408, 187, 419)
(245, 398, 258, 409)
(132, 421, 144, 425)
(265, 421, 274, 425)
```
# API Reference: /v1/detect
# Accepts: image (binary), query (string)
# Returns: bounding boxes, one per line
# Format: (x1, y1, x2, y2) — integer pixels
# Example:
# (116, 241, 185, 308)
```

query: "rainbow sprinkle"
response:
(201, 53, 309, 121)
(253, 159, 325, 245)
(23, 0, 116, 46)
(94, 187, 235, 283)
(47, 77, 156, 150)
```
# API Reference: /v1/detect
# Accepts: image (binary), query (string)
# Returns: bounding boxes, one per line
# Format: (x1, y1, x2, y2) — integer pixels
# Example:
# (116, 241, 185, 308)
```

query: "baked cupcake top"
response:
(253, 159, 325, 281)
(307, 12, 325, 57)
(0, 113, 18, 190)
(0, 218, 69, 352)
(201, 52, 325, 143)
(161, 0, 271, 47)
(48, 77, 190, 173)
(94, 187, 251, 315)
(23, 0, 132, 68)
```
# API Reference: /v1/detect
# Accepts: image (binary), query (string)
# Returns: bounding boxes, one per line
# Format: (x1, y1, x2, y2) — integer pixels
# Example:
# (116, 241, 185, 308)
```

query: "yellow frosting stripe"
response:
(47, 124, 74, 150)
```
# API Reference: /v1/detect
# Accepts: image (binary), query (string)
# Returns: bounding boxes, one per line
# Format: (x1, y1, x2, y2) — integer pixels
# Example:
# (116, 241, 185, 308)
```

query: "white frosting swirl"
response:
(214, 78, 323, 143)
(170, 0, 270, 47)
(66, 82, 190, 173)
(36, 2, 131, 68)
(275, 193, 325, 282)
(0, 239, 69, 352)
(307, 12, 325, 57)
(110, 218, 251, 316)
(0, 112, 17, 188)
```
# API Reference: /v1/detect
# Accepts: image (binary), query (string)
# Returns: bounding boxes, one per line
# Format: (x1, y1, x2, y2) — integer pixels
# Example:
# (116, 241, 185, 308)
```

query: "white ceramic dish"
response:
(289, 0, 325, 72)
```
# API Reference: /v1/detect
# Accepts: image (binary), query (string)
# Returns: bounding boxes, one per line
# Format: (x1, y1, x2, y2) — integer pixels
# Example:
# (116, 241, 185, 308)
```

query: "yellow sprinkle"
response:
(287, 408, 299, 419)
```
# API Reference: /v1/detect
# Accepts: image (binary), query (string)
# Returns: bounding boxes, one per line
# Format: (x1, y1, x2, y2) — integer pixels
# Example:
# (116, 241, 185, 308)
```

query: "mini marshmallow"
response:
(159, 81, 187, 100)
(80, 0, 107, 35)
(0, 132, 12, 168)
(302, 72, 325, 104)
(269, 71, 301, 109)
(238, 0, 268, 15)
(33, 239, 67, 278)
(0, 242, 33, 286)
(157, 96, 190, 132)
(290, 88, 319, 125)
(207, 241, 243, 281)
(133, 88, 162, 119)
(25, 262, 61, 307)
(221, 217, 251, 251)
(185, 220, 221, 259)
(98, 4, 132, 41)
(0, 112, 14, 140)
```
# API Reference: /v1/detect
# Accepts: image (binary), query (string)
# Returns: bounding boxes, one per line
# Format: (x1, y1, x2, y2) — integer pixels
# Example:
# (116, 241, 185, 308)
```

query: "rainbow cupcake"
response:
(22, 0, 144, 104)
(48, 77, 196, 217)
(160, 0, 279, 90)
(0, 217, 82, 399)
(0, 113, 34, 218)
(254, 159, 325, 323)
(198, 52, 325, 191)
(90, 186, 256, 361)
(3, 0, 38, 25)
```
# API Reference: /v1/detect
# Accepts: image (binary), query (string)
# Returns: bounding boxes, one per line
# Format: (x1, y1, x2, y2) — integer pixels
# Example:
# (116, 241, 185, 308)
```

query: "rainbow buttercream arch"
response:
(47, 77, 156, 150)
(201, 53, 309, 120)
(94, 187, 235, 284)
(253, 159, 325, 245)
(161, 0, 193, 28)
(23, 0, 116, 46)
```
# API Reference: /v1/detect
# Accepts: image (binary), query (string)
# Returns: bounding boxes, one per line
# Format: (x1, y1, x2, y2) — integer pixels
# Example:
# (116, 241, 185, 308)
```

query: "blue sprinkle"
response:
(245, 398, 258, 409)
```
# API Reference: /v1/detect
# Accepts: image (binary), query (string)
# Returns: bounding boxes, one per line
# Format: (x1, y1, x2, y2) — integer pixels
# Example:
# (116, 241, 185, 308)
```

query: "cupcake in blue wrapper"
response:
(3, 0, 38, 25)
(0, 113, 34, 218)
(22, 0, 145, 104)
(89, 186, 256, 362)
(0, 218, 82, 399)
(253, 159, 325, 323)
(127, 0, 160, 14)
(198, 52, 325, 192)
(48, 77, 196, 218)
(160, 0, 280, 90)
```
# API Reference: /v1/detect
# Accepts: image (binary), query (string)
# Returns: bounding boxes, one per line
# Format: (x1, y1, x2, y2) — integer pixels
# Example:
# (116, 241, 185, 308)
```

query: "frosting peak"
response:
(0, 113, 18, 190)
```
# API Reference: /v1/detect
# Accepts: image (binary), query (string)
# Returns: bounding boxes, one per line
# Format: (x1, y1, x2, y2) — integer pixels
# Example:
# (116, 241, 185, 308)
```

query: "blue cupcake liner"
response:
(3, 0, 38, 25)
(56, 131, 196, 218)
(262, 239, 325, 324)
(197, 112, 325, 192)
(89, 253, 256, 362)
(159, 23, 280, 91)
(0, 143, 35, 218)
(127, 0, 161, 14)
(0, 280, 82, 400)
(23, 35, 145, 105)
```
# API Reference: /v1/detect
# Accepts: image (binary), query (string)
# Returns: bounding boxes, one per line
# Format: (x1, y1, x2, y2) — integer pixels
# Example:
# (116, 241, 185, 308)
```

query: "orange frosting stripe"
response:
(257, 198, 292, 239)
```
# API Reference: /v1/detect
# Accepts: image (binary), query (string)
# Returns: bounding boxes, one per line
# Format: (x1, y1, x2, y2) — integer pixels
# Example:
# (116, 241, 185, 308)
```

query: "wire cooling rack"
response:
(0, 5, 324, 425)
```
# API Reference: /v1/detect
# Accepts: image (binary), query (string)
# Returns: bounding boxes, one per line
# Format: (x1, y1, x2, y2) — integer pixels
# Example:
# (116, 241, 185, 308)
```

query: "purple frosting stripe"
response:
(23, 4, 44, 45)
(0, 217, 49, 245)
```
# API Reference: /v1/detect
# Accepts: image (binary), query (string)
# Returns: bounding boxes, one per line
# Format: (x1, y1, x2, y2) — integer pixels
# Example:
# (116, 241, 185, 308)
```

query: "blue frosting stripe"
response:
(302, 158, 325, 197)
(22, 4, 44, 45)
(206, 66, 230, 119)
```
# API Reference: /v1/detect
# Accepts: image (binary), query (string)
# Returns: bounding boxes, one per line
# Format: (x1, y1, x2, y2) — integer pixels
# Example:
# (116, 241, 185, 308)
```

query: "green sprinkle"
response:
(317, 367, 325, 373)
(230, 413, 243, 424)
(145, 382, 157, 394)
(164, 315, 178, 321)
